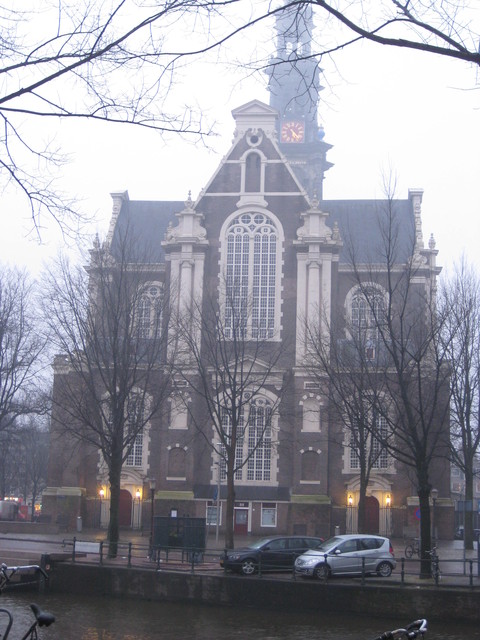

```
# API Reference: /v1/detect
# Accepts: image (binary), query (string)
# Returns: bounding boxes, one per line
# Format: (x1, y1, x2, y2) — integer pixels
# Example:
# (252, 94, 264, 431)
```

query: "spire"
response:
(266, 2, 332, 199)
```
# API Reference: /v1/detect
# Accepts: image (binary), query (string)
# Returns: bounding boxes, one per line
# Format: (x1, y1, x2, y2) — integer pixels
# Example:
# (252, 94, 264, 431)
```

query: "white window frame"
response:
(219, 209, 283, 341)
(261, 502, 277, 527)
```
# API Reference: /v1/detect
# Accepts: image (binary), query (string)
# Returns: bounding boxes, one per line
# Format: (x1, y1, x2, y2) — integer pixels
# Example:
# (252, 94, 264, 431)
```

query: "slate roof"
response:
(321, 198, 416, 264)
(112, 197, 415, 266)
(112, 199, 183, 263)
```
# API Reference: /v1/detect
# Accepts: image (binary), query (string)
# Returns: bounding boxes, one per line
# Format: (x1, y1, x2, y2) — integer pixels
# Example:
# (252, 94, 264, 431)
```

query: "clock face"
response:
(281, 120, 305, 143)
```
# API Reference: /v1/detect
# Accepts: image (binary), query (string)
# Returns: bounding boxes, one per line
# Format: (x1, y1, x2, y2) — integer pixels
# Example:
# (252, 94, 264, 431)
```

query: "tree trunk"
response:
(225, 462, 235, 550)
(418, 485, 433, 579)
(107, 458, 122, 558)
(464, 468, 474, 550)
(357, 463, 370, 533)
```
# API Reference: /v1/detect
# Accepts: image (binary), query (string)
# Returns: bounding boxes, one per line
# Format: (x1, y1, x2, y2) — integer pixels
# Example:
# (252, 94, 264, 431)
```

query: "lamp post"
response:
(431, 488, 439, 542)
(215, 444, 222, 543)
(135, 489, 141, 530)
(346, 494, 353, 534)
(385, 494, 391, 537)
(99, 488, 105, 529)
(149, 478, 156, 558)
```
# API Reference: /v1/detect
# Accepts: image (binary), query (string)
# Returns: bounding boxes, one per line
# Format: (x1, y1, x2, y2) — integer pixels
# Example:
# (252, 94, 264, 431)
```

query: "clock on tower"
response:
(280, 120, 305, 143)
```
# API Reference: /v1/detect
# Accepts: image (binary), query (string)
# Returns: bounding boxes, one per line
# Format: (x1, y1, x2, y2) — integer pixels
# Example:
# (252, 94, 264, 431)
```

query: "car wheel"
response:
(313, 563, 329, 580)
(376, 561, 393, 577)
(240, 559, 257, 575)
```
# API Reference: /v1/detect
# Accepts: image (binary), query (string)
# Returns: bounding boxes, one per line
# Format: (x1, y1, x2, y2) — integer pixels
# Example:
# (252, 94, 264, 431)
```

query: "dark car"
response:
(220, 535, 324, 575)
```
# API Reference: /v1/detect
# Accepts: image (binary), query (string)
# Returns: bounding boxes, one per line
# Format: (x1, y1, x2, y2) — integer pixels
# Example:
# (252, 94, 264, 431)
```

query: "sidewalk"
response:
(2, 528, 480, 587)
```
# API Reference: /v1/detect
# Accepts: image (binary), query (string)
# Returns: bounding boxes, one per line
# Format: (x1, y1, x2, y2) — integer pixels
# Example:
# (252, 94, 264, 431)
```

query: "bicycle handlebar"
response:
(0, 563, 49, 592)
(372, 619, 427, 640)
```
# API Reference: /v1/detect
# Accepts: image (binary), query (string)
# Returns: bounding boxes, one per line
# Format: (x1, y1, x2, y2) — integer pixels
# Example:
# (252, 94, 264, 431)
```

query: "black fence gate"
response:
(152, 516, 206, 561)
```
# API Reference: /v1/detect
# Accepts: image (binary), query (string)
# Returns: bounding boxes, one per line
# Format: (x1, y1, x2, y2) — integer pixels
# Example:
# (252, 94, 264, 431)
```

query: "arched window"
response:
(125, 394, 146, 467)
(137, 283, 163, 338)
(347, 409, 391, 472)
(169, 394, 189, 430)
(224, 212, 280, 339)
(219, 396, 276, 484)
(347, 284, 386, 360)
(301, 396, 321, 432)
(245, 153, 261, 192)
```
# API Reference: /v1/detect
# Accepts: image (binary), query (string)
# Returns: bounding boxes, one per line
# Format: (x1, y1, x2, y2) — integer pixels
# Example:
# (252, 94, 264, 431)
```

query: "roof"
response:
(111, 196, 416, 266)
(321, 198, 416, 264)
(112, 199, 183, 263)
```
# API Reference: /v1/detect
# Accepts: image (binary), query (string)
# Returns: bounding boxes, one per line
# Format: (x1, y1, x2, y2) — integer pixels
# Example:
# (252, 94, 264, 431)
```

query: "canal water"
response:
(0, 591, 475, 639)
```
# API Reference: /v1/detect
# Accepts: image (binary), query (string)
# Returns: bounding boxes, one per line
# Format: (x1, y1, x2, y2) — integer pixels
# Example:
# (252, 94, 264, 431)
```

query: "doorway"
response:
(365, 496, 380, 534)
(119, 489, 133, 526)
(234, 508, 249, 535)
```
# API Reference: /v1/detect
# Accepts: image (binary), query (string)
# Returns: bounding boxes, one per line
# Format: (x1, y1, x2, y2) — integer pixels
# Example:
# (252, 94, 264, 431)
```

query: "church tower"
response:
(266, 2, 332, 199)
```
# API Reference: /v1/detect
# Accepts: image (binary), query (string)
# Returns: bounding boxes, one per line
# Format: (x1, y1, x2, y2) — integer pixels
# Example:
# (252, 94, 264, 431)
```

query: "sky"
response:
(1, 5, 479, 278)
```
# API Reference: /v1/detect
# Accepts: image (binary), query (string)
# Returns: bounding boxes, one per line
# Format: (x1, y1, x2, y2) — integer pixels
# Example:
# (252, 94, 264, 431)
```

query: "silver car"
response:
(294, 534, 396, 579)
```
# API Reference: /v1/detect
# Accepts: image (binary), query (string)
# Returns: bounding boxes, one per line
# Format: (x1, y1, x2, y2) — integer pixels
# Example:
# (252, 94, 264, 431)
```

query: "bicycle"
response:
(404, 538, 420, 558)
(426, 546, 441, 583)
(372, 618, 427, 640)
(0, 564, 55, 640)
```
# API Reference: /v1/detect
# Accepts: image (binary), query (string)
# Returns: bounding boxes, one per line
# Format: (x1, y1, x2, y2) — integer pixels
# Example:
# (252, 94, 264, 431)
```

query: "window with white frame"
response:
(223, 212, 280, 340)
(125, 395, 146, 467)
(348, 411, 390, 472)
(261, 502, 277, 527)
(301, 396, 321, 432)
(170, 394, 188, 430)
(219, 396, 274, 483)
(206, 501, 222, 526)
(348, 284, 386, 360)
(137, 283, 163, 339)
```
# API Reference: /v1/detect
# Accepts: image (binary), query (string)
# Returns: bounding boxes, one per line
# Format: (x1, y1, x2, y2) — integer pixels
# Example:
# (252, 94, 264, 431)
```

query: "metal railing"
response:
(2, 534, 480, 588)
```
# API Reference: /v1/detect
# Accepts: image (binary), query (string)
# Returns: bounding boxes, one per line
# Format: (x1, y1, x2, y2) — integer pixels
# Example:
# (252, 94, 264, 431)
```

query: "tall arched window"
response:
(219, 396, 276, 484)
(224, 212, 280, 339)
(245, 153, 261, 192)
(347, 283, 386, 361)
(137, 283, 163, 338)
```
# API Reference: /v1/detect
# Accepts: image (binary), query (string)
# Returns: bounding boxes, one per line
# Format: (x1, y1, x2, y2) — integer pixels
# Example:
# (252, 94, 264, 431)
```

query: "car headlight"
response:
(228, 553, 241, 560)
(300, 556, 321, 566)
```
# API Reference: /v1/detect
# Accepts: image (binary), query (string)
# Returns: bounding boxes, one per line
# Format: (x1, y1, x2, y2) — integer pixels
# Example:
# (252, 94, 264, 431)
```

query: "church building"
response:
(45, 4, 452, 540)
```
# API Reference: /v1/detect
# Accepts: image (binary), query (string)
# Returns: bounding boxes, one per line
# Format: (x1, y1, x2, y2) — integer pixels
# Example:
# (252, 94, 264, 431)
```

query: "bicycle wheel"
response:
(405, 544, 414, 558)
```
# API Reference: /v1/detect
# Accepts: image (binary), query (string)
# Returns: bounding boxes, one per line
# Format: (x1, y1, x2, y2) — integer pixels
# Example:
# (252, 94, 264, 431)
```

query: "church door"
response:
(365, 496, 380, 534)
(119, 489, 133, 526)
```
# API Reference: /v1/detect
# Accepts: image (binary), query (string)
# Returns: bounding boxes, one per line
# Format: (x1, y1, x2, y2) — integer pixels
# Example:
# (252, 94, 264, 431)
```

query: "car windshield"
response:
(307, 536, 343, 553)
(246, 538, 276, 550)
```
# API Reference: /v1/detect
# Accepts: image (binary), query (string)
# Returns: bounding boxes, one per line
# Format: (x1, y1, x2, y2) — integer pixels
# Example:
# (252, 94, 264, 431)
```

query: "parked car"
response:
(454, 525, 480, 540)
(220, 535, 324, 575)
(294, 534, 396, 579)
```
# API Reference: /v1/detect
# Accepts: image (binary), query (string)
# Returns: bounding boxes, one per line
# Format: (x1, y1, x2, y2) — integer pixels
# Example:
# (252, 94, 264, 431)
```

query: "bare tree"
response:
(174, 288, 287, 549)
(3, 1, 478, 233)
(15, 418, 50, 521)
(305, 304, 390, 533)
(0, 265, 47, 436)
(341, 187, 450, 577)
(42, 228, 173, 556)
(301, 1, 480, 66)
(440, 258, 480, 550)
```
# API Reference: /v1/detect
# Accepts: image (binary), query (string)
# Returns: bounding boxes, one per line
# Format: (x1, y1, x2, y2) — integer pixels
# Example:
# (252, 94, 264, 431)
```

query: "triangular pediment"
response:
(231, 99, 278, 134)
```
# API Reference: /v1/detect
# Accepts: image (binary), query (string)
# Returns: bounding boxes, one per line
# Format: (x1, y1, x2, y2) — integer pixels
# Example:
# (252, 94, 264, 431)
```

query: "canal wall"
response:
(46, 563, 480, 623)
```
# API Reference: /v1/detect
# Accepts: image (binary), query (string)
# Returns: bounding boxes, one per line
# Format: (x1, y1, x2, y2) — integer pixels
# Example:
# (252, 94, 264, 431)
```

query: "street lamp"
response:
(135, 489, 141, 530)
(431, 488, 439, 541)
(215, 444, 222, 543)
(99, 488, 105, 529)
(149, 478, 156, 558)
